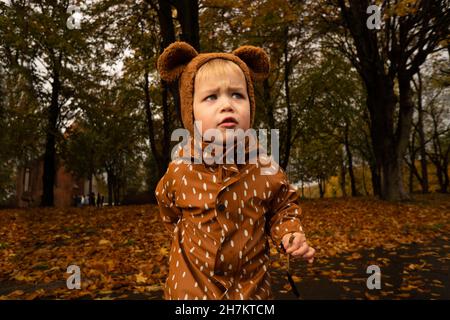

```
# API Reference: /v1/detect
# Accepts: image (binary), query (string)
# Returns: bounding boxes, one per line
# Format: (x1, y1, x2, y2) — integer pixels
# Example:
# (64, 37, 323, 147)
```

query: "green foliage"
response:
(0, 0, 448, 203)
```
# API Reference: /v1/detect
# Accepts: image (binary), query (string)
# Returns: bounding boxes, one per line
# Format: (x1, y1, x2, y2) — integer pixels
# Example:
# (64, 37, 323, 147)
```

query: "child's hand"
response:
(282, 232, 315, 264)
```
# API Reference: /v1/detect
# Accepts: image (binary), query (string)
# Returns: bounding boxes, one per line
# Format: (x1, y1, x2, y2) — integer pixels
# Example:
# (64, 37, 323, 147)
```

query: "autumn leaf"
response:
(159, 247, 169, 256)
(98, 239, 112, 246)
(271, 261, 282, 268)
(135, 272, 148, 284)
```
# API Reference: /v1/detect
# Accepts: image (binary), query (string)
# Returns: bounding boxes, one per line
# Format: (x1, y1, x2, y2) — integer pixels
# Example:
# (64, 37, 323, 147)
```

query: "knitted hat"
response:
(156, 41, 270, 136)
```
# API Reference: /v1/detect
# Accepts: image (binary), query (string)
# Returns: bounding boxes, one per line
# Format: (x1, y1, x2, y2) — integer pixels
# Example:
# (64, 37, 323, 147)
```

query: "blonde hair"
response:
(194, 59, 247, 89)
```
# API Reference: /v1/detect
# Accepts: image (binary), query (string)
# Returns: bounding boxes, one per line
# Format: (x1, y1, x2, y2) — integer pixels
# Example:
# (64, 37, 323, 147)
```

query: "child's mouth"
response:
(219, 122, 237, 128)
(218, 117, 238, 128)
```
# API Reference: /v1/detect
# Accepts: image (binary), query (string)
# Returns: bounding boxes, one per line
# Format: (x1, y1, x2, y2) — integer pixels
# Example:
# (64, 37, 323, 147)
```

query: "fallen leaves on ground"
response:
(0, 193, 448, 299)
(298, 193, 450, 258)
(0, 205, 169, 299)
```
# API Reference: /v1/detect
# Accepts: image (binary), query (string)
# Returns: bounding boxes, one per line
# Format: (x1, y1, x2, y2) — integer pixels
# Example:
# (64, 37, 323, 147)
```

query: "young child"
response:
(155, 41, 315, 300)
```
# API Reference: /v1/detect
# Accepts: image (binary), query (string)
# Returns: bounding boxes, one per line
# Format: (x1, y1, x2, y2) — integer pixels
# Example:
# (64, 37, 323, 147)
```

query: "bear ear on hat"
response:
(157, 41, 198, 83)
(232, 45, 270, 81)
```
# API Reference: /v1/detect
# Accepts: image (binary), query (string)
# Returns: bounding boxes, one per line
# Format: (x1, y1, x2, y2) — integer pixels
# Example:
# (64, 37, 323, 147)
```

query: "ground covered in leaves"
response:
(0, 193, 448, 300)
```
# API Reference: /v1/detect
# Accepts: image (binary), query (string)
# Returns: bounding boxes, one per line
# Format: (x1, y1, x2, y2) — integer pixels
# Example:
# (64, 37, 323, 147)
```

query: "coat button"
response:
(217, 203, 226, 212)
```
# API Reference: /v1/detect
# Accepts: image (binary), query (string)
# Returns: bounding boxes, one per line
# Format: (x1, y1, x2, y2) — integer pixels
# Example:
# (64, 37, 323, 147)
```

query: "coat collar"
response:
(176, 132, 264, 170)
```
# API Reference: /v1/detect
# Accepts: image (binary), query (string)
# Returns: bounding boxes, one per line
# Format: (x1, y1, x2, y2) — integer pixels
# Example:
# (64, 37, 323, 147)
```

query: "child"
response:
(155, 41, 315, 300)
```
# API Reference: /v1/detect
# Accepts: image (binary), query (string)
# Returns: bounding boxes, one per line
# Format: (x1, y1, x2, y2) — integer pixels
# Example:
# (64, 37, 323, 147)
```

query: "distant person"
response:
(89, 192, 95, 206)
(96, 192, 101, 207)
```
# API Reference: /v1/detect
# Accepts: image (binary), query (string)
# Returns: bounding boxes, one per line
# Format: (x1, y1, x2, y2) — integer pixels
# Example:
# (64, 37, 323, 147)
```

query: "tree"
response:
(325, 0, 450, 200)
(0, 1, 107, 206)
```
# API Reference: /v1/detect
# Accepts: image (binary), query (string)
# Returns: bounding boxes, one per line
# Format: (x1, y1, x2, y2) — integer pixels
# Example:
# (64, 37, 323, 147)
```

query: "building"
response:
(15, 156, 100, 208)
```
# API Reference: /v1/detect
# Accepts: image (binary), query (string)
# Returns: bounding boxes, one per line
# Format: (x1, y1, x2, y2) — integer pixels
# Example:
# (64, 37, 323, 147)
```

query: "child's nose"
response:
(219, 97, 234, 112)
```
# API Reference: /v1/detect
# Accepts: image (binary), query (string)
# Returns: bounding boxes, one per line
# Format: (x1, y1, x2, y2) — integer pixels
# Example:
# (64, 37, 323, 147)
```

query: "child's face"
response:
(193, 67, 250, 144)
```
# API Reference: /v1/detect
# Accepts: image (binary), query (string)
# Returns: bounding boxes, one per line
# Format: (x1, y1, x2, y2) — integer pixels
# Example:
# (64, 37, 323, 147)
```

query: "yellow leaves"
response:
(320, 270, 331, 276)
(13, 274, 34, 282)
(54, 234, 71, 240)
(347, 252, 362, 260)
(98, 239, 112, 246)
(406, 262, 426, 271)
(141, 284, 162, 292)
(106, 259, 115, 271)
(431, 279, 444, 288)
(364, 292, 379, 300)
(159, 247, 169, 256)
(331, 278, 350, 283)
(0, 204, 170, 299)
(24, 289, 46, 300)
(282, 283, 291, 291)
(135, 272, 148, 284)
(298, 195, 450, 258)
(7, 290, 25, 297)
(390, 0, 419, 17)
(270, 247, 279, 256)
(271, 261, 282, 268)
(0, 196, 447, 299)
(401, 284, 419, 291)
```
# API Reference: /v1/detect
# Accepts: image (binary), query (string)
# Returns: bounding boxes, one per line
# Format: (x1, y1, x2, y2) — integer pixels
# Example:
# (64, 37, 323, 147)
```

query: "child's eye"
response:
(205, 95, 216, 101)
(232, 93, 243, 99)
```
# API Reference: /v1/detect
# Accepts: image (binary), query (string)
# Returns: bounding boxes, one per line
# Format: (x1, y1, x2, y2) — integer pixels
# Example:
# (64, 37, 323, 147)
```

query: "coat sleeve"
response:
(155, 161, 183, 233)
(265, 168, 304, 253)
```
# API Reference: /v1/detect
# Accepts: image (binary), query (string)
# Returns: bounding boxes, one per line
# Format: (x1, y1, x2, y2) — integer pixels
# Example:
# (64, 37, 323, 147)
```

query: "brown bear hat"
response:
(156, 41, 270, 136)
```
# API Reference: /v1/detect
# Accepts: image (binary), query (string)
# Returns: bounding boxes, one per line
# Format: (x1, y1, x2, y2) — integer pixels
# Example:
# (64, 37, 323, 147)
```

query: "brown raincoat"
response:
(155, 42, 305, 300)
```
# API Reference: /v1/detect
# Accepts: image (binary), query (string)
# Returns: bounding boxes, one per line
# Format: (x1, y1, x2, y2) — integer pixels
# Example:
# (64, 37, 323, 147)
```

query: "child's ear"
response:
(157, 41, 198, 83)
(232, 45, 270, 81)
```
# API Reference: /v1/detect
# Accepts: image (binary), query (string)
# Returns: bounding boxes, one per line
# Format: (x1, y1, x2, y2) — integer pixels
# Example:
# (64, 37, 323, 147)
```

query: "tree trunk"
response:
(396, 75, 416, 200)
(263, 78, 275, 130)
(337, 0, 432, 201)
(301, 180, 304, 198)
(114, 180, 120, 206)
(144, 71, 163, 174)
(406, 124, 417, 194)
(88, 174, 92, 195)
(107, 169, 113, 206)
(41, 60, 61, 207)
(344, 123, 358, 196)
(154, 0, 182, 128)
(162, 83, 171, 173)
(368, 159, 381, 198)
(361, 160, 368, 196)
(416, 71, 429, 193)
(408, 154, 414, 194)
(432, 149, 450, 193)
(153, 0, 199, 179)
(366, 82, 403, 201)
(340, 151, 347, 197)
(442, 159, 449, 193)
(173, 0, 200, 51)
(318, 177, 326, 198)
(281, 26, 292, 170)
